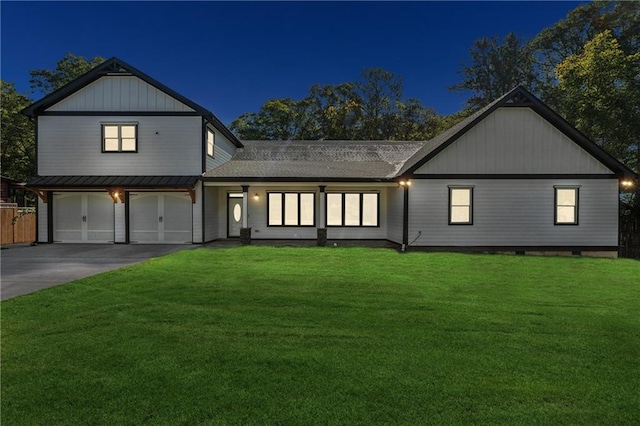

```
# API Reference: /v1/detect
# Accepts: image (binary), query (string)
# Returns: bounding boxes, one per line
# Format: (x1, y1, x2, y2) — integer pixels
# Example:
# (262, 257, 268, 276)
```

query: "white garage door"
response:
(53, 192, 115, 243)
(129, 192, 192, 243)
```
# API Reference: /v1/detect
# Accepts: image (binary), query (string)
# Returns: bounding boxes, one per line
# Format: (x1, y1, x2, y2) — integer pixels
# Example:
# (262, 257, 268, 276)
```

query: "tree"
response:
(1, 81, 36, 181)
(555, 30, 640, 172)
(231, 67, 442, 141)
(29, 53, 105, 96)
(530, 0, 640, 109)
(1, 53, 106, 188)
(231, 98, 320, 140)
(356, 68, 403, 139)
(451, 32, 537, 110)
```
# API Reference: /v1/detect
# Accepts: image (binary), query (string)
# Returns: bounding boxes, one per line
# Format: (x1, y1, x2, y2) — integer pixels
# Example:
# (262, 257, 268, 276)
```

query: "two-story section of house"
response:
(22, 57, 243, 244)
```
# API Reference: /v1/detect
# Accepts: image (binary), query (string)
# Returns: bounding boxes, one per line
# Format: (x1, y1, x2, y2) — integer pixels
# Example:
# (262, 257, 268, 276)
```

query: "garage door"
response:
(53, 192, 115, 243)
(129, 192, 192, 243)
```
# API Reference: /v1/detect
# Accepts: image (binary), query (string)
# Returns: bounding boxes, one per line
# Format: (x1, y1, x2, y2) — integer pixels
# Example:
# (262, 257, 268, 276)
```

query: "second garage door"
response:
(129, 192, 192, 243)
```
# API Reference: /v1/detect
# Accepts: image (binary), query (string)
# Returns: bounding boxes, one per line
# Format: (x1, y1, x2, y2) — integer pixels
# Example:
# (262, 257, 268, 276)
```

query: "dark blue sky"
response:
(2, 1, 583, 124)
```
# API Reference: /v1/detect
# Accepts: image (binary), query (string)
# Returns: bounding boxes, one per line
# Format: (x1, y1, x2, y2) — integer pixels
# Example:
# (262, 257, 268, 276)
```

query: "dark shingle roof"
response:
(203, 140, 425, 180)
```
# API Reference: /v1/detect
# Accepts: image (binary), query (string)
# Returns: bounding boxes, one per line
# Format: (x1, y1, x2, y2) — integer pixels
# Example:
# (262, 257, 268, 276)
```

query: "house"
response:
(22, 57, 637, 256)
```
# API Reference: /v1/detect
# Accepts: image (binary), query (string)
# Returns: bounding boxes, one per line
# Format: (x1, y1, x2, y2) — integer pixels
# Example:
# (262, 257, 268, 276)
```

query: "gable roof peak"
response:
(20, 56, 243, 147)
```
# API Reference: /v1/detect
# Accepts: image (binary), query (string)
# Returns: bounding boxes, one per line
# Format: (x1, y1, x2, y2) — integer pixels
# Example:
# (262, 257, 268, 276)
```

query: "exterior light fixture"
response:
(253, 193, 260, 200)
(398, 180, 411, 187)
(621, 180, 634, 188)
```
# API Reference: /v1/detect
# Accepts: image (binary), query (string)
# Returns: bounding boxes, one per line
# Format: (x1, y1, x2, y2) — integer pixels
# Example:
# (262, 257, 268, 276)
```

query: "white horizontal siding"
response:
(408, 179, 619, 247)
(39, 115, 202, 175)
(192, 182, 203, 243)
(416, 108, 613, 175)
(47, 76, 195, 112)
(114, 203, 126, 243)
(38, 198, 48, 243)
(386, 186, 403, 244)
(204, 187, 219, 241)
(205, 128, 236, 171)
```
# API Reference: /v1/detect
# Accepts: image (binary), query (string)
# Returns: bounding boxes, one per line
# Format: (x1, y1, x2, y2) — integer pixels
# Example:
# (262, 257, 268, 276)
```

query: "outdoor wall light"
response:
(253, 193, 260, 200)
(621, 180, 634, 188)
(398, 180, 411, 187)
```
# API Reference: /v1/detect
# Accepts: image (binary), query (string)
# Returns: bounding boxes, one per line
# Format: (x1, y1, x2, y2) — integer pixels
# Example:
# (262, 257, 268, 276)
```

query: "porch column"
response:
(317, 185, 327, 246)
(240, 185, 251, 245)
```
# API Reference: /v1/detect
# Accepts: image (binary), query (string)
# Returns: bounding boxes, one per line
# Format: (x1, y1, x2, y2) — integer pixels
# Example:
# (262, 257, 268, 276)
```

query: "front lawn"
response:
(2, 247, 639, 424)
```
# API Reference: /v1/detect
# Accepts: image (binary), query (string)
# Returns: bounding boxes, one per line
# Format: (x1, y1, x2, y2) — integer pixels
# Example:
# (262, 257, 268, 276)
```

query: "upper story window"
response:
(555, 186, 579, 225)
(326, 193, 379, 227)
(207, 129, 215, 157)
(102, 123, 137, 152)
(268, 192, 315, 226)
(449, 186, 473, 225)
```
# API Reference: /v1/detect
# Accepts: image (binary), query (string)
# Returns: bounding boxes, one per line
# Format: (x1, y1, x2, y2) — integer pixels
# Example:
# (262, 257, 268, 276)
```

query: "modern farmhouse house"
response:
(22, 57, 637, 256)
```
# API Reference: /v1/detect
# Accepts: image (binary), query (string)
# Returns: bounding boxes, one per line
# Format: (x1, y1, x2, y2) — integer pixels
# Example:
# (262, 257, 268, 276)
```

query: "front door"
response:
(227, 194, 243, 237)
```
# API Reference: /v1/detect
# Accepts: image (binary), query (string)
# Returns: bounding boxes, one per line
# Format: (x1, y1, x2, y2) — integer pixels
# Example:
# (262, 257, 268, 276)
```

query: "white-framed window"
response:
(326, 193, 379, 227)
(207, 129, 215, 157)
(555, 186, 579, 225)
(449, 186, 473, 225)
(268, 192, 315, 226)
(102, 123, 137, 152)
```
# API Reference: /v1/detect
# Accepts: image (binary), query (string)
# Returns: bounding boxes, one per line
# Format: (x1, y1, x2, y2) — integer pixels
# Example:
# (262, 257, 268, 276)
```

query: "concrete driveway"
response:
(1, 244, 196, 300)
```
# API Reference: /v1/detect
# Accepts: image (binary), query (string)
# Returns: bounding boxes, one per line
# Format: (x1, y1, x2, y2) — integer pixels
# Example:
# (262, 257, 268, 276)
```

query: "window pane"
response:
(557, 206, 576, 223)
(104, 138, 119, 151)
(362, 193, 378, 226)
(207, 130, 215, 156)
(284, 193, 298, 225)
(300, 193, 314, 225)
(451, 206, 470, 223)
(327, 193, 342, 226)
(121, 138, 136, 151)
(121, 125, 136, 138)
(557, 189, 576, 206)
(451, 188, 470, 206)
(104, 126, 118, 138)
(268, 193, 282, 225)
(344, 194, 360, 226)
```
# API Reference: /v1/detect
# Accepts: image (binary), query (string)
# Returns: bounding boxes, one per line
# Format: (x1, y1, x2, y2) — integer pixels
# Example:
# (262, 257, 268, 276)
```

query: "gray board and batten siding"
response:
(414, 108, 613, 175)
(45, 76, 196, 113)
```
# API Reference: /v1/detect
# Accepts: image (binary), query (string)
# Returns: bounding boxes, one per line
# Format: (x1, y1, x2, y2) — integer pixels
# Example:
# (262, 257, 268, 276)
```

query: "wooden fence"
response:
(1, 204, 36, 245)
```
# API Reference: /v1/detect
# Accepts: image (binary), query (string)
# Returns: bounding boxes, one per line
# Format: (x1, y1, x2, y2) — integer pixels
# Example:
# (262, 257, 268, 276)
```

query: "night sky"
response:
(1, 1, 584, 123)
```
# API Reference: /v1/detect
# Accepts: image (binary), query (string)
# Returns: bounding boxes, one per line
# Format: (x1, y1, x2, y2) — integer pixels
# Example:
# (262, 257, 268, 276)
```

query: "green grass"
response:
(2, 247, 639, 425)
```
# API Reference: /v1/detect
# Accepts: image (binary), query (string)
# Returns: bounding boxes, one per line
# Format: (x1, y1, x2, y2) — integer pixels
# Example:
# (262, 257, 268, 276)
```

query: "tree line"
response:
(231, 1, 639, 174)
(1, 1, 638, 187)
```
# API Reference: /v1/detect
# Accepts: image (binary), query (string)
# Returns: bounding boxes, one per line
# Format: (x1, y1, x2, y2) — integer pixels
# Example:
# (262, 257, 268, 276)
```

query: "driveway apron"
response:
(1, 244, 194, 300)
